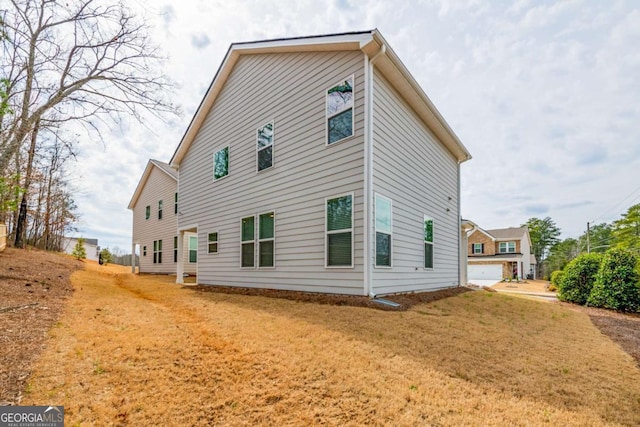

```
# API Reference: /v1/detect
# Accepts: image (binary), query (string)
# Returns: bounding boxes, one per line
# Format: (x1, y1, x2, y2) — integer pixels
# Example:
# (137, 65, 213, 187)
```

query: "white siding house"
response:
(167, 30, 471, 296)
(128, 159, 196, 274)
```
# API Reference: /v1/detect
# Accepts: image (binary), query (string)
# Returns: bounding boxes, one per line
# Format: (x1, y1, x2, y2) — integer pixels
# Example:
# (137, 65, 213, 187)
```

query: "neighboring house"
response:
(466, 225, 537, 282)
(62, 237, 100, 262)
(127, 159, 196, 274)
(167, 29, 471, 296)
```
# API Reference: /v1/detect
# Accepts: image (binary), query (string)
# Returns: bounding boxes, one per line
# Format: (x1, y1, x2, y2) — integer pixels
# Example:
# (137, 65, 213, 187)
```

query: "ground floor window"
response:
(208, 232, 218, 254)
(326, 193, 353, 267)
(423, 216, 434, 269)
(153, 240, 162, 264)
(241, 216, 255, 268)
(188, 236, 197, 263)
(258, 212, 275, 267)
(173, 236, 178, 263)
(375, 194, 392, 267)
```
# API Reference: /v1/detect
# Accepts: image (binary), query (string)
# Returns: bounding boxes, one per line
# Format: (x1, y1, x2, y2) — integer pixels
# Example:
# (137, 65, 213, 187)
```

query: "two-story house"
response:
(466, 224, 536, 282)
(128, 159, 196, 274)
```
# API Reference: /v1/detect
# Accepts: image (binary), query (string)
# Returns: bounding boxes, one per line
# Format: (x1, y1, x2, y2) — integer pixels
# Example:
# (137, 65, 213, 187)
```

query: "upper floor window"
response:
(472, 243, 484, 254)
(158, 200, 163, 220)
(145, 205, 150, 220)
(326, 193, 353, 267)
(499, 241, 516, 253)
(375, 194, 392, 267)
(213, 146, 229, 180)
(174, 192, 178, 214)
(424, 217, 434, 269)
(257, 122, 274, 172)
(326, 76, 354, 145)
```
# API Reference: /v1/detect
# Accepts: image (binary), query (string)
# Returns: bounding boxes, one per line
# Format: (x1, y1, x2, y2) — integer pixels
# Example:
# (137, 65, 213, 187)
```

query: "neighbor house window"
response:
(213, 146, 229, 180)
(472, 243, 484, 254)
(424, 216, 434, 269)
(208, 232, 218, 254)
(375, 194, 392, 267)
(145, 205, 150, 220)
(188, 236, 197, 263)
(241, 216, 255, 268)
(326, 76, 354, 144)
(158, 200, 163, 220)
(499, 241, 516, 253)
(143, 245, 147, 256)
(173, 236, 178, 263)
(174, 192, 178, 214)
(326, 193, 353, 267)
(259, 212, 275, 267)
(257, 122, 274, 172)
(153, 240, 162, 264)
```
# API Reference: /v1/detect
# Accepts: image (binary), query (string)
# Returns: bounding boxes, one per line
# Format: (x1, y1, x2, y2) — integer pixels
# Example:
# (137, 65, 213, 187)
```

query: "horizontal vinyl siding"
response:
(131, 167, 178, 274)
(371, 69, 460, 295)
(179, 50, 365, 295)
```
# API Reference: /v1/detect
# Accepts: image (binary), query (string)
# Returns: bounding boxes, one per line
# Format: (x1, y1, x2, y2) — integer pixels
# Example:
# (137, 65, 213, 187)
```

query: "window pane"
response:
(259, 212, 274, 239)
(208, 232, 218, 242)
(376, 232, 391, 267)
(328, 232, 352, 266)
(257, 122, 274, 149)
(424, 219, 433, 243)
(375, 195, 392, 234)
(189, 250, 197, 263)
(241, 242, 255, 267)
(145, 206, 150, 219)
(257, 146, 273, 171)
(153, 240, 157, 251)
(424, 243, 434, 268)
(173, 236, 178, 248)
(328, 109, 353, 144)
(327, 77, 353, 115)
(158, 240, 162, 250)
(189, 236, 198, 251)
(214, 147, 229, 179)
(208, 243, 218, 253)
(327, 195, 352, 231)
(158, 200, 163, 210)
(259, 241, 274, 267)
(242, 217, 254, 242)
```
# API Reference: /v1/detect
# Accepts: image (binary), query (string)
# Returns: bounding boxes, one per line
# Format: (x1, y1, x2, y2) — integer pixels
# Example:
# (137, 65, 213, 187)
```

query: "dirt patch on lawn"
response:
(190, 284, 470, 311)
(0, 247, 81, 405)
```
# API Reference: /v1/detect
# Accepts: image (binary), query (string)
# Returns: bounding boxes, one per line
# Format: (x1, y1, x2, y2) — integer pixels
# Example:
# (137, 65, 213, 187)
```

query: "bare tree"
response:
(0, 0, 178, 246)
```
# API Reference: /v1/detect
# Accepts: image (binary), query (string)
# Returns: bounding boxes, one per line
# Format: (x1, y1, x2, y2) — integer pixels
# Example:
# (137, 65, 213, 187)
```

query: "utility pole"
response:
(587, 222, 590, 254)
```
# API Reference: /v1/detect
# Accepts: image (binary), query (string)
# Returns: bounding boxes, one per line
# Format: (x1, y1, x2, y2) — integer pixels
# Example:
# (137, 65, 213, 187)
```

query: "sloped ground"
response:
(16, 262, 640, 426)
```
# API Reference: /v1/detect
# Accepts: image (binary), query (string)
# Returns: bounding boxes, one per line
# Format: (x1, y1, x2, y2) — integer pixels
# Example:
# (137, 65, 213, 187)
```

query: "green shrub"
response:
(557, 253, 601, 305)
(550, 270, 564, 286)
(587, 249, 640, 312)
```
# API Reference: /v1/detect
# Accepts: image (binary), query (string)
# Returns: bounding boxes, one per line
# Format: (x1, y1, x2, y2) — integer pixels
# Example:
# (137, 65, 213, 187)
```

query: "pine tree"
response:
(72, 238, 86, 260)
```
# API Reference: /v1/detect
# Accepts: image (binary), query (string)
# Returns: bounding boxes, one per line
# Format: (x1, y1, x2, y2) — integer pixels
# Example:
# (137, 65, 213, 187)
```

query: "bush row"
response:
(555, 248, 640, 312)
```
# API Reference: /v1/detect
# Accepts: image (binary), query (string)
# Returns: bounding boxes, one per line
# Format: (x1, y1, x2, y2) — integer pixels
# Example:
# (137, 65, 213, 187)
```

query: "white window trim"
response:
(240, 215, 256, 269)
(188, 235, 198, 264)
(374, 193, 392, 269)
(424, 215, 434, 270)
(499, 241, 516, 253)
(325, 74, 355, 147)
(258, 210, 276, 269)
(158, 200, 163, 220)
(173, 236, 178, 263)
(153, 239, 162, 264)
(325, 192, 355, 269)
(207, 231, 219, 254)
(213, 146, 230, 181)
(145, 205, 150, 220)
(256, 121, 275, 173)
(472, 243, 483, 254)
(174, 192, 178, 215)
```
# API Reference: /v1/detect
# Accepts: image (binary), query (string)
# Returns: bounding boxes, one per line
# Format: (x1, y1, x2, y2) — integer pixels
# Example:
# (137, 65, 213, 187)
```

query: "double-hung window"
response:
(424, 217, 434, 269)
(173, 236, 178, 263)
(499, 241, 516, 253)
(241, 216, 255, 268)
(143, 246, 147, 256)
(153, 240, 162, 264)
(158, 200, 163, 220)
(174, 192, 178, 214)
(326, 194, 353, 267)
(326, 76, 354, 145)
(257, 122, 274, 172)
(208, 232, 218, 254)
(213, 146, 229, 180)
(472, 243, 484, 254)
(188, 236, 197, 263)
(375, 194, 392, 267)
(258, 212, 275, 267)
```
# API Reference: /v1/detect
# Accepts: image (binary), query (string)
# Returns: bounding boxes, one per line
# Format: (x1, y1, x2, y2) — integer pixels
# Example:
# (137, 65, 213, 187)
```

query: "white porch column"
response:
(176, 230, 184, 284)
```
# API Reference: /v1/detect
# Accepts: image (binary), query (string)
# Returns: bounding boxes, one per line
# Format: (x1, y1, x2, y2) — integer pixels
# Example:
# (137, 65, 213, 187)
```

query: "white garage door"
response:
(468, 264, 502, 281)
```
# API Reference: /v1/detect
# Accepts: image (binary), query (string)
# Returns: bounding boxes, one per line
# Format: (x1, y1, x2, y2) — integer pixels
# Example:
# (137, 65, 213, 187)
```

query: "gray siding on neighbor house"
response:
(132, 166, 196, 274)
(178, 50, 366, 294)
(371, 69, 460, 294)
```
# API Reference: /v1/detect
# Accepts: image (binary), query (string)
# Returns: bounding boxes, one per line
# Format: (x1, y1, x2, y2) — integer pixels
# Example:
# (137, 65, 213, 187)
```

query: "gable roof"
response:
(485, 227, 528, 241)
(170, 29, 471, 167)
(127, 159, 177, 210)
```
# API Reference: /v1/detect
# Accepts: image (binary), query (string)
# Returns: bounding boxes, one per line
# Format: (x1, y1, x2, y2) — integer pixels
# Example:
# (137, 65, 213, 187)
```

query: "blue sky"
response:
(66, 0, 640, 253)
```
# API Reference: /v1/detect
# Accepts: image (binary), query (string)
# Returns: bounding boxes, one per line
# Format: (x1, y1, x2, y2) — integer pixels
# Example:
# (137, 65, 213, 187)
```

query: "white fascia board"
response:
(128, 159, 177, 210)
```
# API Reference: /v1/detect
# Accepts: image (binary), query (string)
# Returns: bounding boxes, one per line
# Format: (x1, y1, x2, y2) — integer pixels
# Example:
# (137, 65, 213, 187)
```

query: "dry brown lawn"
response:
(14, 261, 640, 426)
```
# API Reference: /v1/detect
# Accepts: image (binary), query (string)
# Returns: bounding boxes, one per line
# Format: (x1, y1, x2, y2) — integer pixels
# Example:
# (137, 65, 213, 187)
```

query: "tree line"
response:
(1, 0, 176, 251)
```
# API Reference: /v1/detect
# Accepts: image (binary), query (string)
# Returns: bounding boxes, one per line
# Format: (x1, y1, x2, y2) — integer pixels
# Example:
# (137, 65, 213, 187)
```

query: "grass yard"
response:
(15, 262, 640, 426)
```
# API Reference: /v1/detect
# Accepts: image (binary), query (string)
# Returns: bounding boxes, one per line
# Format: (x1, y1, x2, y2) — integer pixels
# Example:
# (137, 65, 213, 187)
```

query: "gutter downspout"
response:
(457, 163, 462, 286)
(364, 44, 386, 298)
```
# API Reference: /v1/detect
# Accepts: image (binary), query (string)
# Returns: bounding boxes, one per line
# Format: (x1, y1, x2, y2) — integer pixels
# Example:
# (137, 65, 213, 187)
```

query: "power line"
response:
(590, 183, 640, 224)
